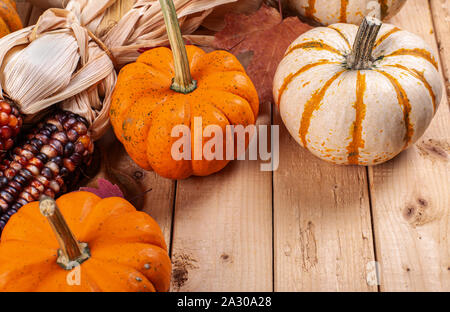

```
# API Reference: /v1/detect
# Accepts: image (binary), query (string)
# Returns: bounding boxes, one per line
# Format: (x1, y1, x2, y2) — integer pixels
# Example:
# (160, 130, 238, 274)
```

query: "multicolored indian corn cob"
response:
(0, 110, 94, 234)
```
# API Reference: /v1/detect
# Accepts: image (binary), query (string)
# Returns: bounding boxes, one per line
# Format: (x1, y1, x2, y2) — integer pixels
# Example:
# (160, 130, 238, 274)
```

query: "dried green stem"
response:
(40, 196, 90, 270)
(159, 0, 197, 94)
(347, 16, 382, 70)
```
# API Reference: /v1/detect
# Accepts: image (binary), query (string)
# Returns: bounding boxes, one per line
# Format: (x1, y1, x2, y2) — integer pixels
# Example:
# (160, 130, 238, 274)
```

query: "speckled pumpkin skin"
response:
(0, 192, 171, 292)
(110, 45, 259, 180)
(0, 0, 23, 38)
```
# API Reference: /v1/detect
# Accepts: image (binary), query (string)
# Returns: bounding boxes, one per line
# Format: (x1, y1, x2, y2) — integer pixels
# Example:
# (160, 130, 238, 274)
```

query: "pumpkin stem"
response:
(347, 16, 382, 70)
(40, 196, 90, 270)
(159, 0, 197, 94)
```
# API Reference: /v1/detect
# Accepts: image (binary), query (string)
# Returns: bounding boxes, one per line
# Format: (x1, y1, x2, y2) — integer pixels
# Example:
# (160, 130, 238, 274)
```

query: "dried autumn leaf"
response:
(202, 0, 264, 32)
(214, 5, 312, 104)
(80, 178, 125, 199)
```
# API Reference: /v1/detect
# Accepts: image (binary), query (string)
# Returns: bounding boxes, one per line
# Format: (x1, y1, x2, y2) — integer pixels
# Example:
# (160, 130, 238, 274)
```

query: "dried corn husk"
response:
(0, 0, 235, 140)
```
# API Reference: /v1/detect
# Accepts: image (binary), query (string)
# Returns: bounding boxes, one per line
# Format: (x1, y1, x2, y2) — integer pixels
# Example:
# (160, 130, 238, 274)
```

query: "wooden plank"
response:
(369, 0, 450, 292)
(430, 0, 450, 98)
(170, 105, 273, 291)
(273, 120, 376, 291)
(272, 5, 377, 292)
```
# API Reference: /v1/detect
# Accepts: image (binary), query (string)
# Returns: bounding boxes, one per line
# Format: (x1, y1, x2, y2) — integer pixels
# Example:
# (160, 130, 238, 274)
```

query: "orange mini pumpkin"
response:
(0, 0, 22, 38)
(0, 192, 171, 292)
(110, 0, 259, 180)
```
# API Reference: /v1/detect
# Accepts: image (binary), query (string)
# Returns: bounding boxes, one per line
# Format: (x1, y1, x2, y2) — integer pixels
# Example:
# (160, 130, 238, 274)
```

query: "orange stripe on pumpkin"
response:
(286, 42, 343, 57)
(328, 25, 351, 50)
(339, 0, 349, 23)
(384, 48, 438, 69)
(346, 71, 367, 165)
(299, 70, 345, 147)
(376, 70, 414, 148)
(373, 27, 400, 49)
(277, 60, 339, 107)
(385, 64, 437, 113)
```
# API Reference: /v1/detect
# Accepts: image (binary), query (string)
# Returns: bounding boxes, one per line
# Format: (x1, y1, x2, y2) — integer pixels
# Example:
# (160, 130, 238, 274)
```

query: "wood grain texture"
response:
(273, 113, 377, 291)
(170, 102, 273, 292)
(369, 0, 450, 292)
(430, 0, 450, 98)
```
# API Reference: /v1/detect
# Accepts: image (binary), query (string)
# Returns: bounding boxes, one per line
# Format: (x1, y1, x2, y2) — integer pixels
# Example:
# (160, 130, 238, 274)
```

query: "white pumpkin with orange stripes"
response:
(273, 16, 442, 165)
(287, 0, 406, 25)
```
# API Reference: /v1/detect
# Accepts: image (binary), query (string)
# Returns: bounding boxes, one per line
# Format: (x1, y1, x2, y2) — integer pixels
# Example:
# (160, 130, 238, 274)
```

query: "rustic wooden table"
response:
(15, 0, 449, 292)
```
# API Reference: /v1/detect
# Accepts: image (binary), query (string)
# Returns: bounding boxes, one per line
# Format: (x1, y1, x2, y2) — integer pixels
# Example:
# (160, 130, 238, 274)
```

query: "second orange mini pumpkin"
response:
(110, 0, 259, 180)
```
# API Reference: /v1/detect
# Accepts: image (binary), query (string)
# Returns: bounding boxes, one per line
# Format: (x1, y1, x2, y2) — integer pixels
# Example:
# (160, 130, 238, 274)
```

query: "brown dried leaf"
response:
(214, 5, 312, 104)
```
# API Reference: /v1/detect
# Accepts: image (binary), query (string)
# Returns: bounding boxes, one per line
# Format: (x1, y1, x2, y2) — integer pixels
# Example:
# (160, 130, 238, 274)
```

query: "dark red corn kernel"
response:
(44, 189, 55, 198)
(41, 145, 58, 158)
(60, 167, 69, 177)
(0, 100, 23, 155)
(49, 139, 64, 155)
(8, 181, 21, 191)
(67, 129, 79, 142)
(73, 123, 88, 135)
(0, 191, 14, 203)
(10, 161, 22, 171)
(36, 175, 49, 187)
(16, 198, 28, 207)
(4, 139, 13, 150)
(4, 186, 18, 198)
(0, 177, 8, 188)
(0, 199, 8, 212)
(55, 176, 65, 187)
(52, 156, 63, 167)
(31, 180, 45, 193)
(63, 158, 76, 172)
(36, 153, 48, 163)
(29, 140, 43, 150)
(70, 154, 83, 166)
(52, 132, 68, 144)
(29, 157, 44, 169)
(49, 181, 60, 193)
(13, 175, 27, 186)
(6, 209, 16, 217)
(11, 203, 21, 210)
(20, 149, 34, 160)
(63, 118, 77, 130)
(64, 142, 74, 156)
(26, 165, 40, 176)
(19, 169, 33, 181)
(41, 167, 53, 179)
(35, 134, 50, 144)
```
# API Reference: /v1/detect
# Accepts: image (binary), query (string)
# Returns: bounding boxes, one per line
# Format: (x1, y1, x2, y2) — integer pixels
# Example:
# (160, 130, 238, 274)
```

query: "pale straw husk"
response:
(0, 0, 236, 140)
